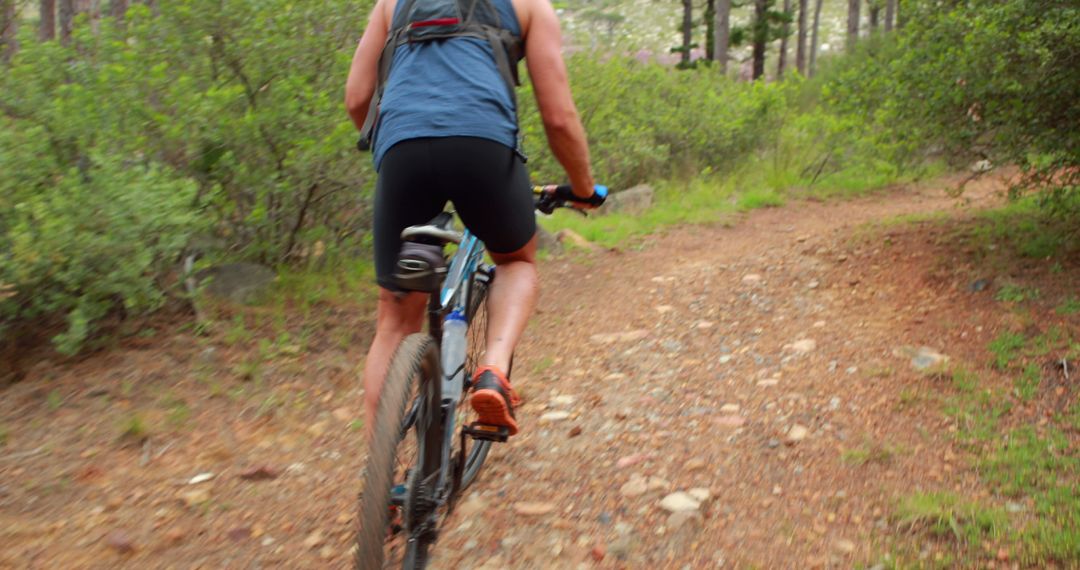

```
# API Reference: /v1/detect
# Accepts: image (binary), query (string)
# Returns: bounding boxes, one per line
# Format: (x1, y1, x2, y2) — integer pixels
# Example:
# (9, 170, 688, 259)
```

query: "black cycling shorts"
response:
(373, 136, 536, 292)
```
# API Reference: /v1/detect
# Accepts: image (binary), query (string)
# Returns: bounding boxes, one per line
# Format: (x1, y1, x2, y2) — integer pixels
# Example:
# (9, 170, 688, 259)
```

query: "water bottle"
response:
(440, 310, 468, 402)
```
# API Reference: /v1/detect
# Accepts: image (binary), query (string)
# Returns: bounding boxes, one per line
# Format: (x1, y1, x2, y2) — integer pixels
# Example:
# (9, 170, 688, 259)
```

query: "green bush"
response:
(821, 0, 1080, 214)
(1, 1, 901, 352)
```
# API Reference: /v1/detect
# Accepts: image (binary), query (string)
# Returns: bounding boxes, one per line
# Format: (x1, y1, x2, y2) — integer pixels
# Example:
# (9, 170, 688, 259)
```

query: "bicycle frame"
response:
(408, 226, 491, 545)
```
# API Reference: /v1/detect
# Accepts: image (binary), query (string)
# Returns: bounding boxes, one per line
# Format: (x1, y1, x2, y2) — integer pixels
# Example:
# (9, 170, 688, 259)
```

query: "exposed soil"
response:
(1, 172, 1076, 569)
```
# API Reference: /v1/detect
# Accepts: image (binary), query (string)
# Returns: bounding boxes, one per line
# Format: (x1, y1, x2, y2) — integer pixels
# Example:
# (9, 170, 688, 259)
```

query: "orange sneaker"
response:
(469, 366, 521, 436)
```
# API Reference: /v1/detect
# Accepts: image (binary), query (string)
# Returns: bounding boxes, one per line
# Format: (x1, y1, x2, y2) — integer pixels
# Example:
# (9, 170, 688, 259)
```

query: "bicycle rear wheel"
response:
(355, 334, 441, 570)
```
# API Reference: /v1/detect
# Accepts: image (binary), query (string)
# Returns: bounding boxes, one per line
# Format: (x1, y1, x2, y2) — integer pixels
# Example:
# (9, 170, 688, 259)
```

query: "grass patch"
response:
(988, 331, 1026, 370)
(1056, 297, 1080, 316)
(1013, 364, 1041, 403)
(895, 492, 1009, 546)
(944, 389, 1011, 444)
(980, 427, 1080, 564)
(841, 440, 899, 466)
(0, 425, 8, 446)
(118, 414, 149, 441)
(995, 284, 1040, 303)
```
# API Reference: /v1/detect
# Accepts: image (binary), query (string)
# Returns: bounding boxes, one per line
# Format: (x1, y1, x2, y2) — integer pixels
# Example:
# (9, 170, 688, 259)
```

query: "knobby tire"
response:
(355, 334, 440, 570)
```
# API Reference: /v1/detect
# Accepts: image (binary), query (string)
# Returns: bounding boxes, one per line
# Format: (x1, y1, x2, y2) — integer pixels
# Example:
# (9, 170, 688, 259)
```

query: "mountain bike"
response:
(354, 184, 606, 570)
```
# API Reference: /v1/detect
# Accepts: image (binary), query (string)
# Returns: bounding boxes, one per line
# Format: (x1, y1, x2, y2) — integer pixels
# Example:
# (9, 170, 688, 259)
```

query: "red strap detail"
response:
(410, 17, 460, 28)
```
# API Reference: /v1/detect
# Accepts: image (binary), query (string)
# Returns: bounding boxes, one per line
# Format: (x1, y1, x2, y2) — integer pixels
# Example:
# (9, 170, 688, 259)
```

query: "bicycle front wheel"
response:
(355, 334, 441, 570)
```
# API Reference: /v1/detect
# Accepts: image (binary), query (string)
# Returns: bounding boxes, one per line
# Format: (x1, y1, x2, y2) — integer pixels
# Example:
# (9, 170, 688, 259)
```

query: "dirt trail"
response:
(0, 173, 1042, 569)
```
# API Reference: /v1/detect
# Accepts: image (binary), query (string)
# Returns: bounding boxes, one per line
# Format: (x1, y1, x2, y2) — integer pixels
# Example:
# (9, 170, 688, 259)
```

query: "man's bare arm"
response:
(345, 0, 390, 131)
(524, 0, 595, 197)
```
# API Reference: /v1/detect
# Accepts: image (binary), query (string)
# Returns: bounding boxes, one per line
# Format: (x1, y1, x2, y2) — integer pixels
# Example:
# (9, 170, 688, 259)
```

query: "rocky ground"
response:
(1, 172, 1076, 569)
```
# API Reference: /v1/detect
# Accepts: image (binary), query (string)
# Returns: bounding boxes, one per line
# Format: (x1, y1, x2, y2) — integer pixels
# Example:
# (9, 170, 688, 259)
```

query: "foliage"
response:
(1, 0, 371, 351)
(821, 0, 1080, 215)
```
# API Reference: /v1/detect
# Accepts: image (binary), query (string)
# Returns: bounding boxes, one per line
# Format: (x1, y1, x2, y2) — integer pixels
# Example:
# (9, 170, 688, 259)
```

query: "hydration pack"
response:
(357, 0, 525, 154)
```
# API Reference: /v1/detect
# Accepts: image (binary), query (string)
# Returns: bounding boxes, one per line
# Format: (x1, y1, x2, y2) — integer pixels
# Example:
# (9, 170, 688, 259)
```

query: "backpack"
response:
(357, 0, 525, 155)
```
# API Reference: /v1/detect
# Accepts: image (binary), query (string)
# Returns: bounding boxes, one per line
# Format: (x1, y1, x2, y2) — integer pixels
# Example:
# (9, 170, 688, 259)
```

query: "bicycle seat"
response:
(394, 213, 457, 292)
(401, 211, 462, 245)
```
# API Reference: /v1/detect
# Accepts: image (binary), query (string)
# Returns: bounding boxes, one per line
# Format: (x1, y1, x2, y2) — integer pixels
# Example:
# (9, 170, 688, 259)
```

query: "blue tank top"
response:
(372, 0, 522, 169)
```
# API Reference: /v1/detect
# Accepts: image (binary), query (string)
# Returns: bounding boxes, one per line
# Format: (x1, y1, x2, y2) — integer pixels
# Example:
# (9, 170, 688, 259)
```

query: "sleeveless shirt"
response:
(372, 0, 522, 169)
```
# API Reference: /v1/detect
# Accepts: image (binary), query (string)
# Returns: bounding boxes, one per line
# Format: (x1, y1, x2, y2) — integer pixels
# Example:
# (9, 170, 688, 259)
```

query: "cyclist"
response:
(345, 0, 599, 438)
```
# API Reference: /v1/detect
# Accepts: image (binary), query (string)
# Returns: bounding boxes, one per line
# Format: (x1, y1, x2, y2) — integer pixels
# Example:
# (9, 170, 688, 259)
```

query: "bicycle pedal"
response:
(463, 422, 510, 442)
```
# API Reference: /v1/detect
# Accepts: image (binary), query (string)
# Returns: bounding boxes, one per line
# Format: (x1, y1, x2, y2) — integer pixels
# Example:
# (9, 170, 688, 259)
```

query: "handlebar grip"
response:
(550, 184, 608, 207)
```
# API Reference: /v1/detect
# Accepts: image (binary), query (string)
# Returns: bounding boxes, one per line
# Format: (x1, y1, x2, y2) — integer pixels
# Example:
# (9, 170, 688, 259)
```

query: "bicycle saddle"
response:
(400, 211, 462, 245)
(394, 212, 457, 292)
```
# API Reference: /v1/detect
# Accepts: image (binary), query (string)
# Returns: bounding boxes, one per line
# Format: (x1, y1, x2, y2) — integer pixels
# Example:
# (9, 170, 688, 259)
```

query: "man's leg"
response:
(363, 288, 428, 441)
(480, 235, 538, 372)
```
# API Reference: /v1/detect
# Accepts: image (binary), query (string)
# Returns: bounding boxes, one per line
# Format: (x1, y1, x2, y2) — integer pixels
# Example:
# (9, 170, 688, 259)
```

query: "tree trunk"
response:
(777, 0, 791, 78)
(40, 0, 56, 39)
(705, 0, 715, 60)
(680, 0, 693, 66)
(846, 0, 860, 52)
(884, 0, 895, 31)
(59, 0, 74, 44)
(1, 0, 16, 61)
(809, 0, 823, 76)
(714, 0, 731, 72)
(752, 0, 766, 80)
(795, 0, 808, 74)
(110, 0, 126, 19)
(869, 1, 880, 33)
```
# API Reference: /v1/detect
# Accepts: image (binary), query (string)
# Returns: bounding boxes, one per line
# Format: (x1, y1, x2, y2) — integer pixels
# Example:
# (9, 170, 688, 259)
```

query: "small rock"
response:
(715, 415, 745, 428)
(227, 527, 251, 542)
(319, 545, 335, 560)
(551, 395, 576, 406)
(696, 321, 714, 329)
(655, 305, 674, 314)
(179, 489, 211, 508)
(996, 547, 1009, 561)
(188, 472, 214, 485)
(303, 531, 325, 549)
(164, 529, 185, 544)
(687, 488, 710, 502)
(590, 330, 648, 345)
(786, 424, 809, 444)
(788, 339, 817, 354)
(591, 543, 607, 561)
(105, 530, 136, 554)
(720, 403, 740, 414)
(616, 453, 649, 469)
(539, 411, 570, 423)
(332, 407, 352, 422)
(239, 465, 280, 481)
(666, 510, 703, 531)
(742, 274, 763, 285)
(620, 476, 649, 498)
(608, 536, 633, 558)
(683, 458, 707, 471)
(767, 438, 781, 449)
(568, 425, 583, 438)
(807, 280, 820, 289)
(828, 397, 841, 411)
(458, 496, 488, 517)
(718, 355, 733, 364)
(969, 278, 990, 292)
(647, 477, 670, 492)
(659, 492, 701, 513)
(834, 539, 856, 554)
(307, 421, 330, 437)
(513, 502, 556, 516)
(911, 347, 948, 371)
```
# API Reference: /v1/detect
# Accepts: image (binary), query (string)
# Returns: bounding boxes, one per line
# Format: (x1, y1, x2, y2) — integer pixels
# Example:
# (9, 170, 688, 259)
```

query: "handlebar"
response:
(532, 184, 608, 215)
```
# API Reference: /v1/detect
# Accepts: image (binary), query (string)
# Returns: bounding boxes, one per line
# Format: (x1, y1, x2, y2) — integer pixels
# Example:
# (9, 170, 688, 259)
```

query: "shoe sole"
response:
(470, 389, 519, 436)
